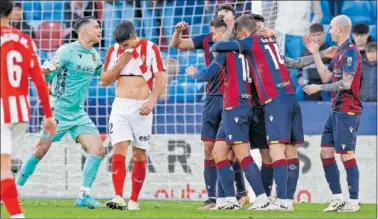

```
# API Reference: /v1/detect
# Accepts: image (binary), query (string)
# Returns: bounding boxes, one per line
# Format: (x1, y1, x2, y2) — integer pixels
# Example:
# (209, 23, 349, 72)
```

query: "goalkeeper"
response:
(16, 17, 105, 208)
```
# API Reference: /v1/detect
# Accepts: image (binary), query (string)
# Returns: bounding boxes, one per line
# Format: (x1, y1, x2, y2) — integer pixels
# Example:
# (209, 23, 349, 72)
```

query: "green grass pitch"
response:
(1, 200, 377, 218)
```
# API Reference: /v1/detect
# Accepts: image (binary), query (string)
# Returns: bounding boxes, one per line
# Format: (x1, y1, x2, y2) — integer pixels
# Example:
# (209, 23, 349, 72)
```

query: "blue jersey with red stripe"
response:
(193, 50, 253, 108)
(210, 34, 295, 104)
(192, 33, 225, 95)
(328, 40, 362, 113)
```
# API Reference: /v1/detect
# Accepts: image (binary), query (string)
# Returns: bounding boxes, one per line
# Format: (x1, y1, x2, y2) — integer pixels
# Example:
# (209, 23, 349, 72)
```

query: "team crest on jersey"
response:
(78, 53, 82, 59)
(92, 54, 96, 63)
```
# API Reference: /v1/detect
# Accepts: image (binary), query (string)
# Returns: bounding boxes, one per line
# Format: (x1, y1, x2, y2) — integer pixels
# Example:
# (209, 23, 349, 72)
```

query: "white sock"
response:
(79, 187, 91, 197)
(332, 193, 344, 200)
(287, 199, 294, 206)
(217, 197, 226, 205)
(256, 193, 268, 201)
(349, 199, 359, 205)
(11, 213, 25, 218)
(225, 196, 237, 203)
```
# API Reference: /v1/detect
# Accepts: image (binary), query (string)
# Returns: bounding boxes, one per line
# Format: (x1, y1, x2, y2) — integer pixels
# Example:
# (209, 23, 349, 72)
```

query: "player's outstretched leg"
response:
(16, 138, 52, 191)
(75, 134, 104, 208)
(1, 154, 25, 218)
(286, 145, 300, 211)
(260, 149, 273, 198)
(128, 147, 147, 211)
(232, 145, 270, 211)
(320, 147, 345, 212)
(106, 142, 128, 210)
(338, 155, 360, 212)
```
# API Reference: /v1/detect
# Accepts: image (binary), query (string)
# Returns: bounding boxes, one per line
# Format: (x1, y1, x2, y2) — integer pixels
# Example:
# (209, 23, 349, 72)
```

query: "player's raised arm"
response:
(187, 53, 227, 81)
(303, 35, 333, 83)
(284, 46, 337, 69)
(210, 38, 251, 53)
(41, 44, 69, 81)
(170, 22, 196, 50)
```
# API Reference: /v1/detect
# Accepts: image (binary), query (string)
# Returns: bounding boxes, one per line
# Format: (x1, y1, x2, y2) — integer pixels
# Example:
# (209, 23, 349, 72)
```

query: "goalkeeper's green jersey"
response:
(45, 41, 103, 112)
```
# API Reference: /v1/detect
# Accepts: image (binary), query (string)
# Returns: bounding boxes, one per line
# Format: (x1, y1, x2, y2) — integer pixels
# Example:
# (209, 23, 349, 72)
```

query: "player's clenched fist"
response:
(185, 66, 198, 77)
(175, 22, 188, 33)
(42, 56, 60, 74)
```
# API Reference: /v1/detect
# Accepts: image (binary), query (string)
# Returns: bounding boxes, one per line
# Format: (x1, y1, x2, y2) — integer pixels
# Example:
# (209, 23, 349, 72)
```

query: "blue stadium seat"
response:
(341, 1, 374, 24)
(371, 1, 377, 23)
(369, 25, 377, 42)
(25, 2, 65, 21)
(167, 75, 202, 102)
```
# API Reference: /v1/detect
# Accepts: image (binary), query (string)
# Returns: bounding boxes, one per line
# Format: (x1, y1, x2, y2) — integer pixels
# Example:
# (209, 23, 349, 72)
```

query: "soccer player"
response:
(16, 16, 105, 208)
(100, 20, 166, 211)
(187, 16, 271, 210)
(211, 15, 305, 211)
(1, 0, 56, 217)
(303, 15, 362, 212)
(251, 13, 337, 205)
(170, 4, 248, 209)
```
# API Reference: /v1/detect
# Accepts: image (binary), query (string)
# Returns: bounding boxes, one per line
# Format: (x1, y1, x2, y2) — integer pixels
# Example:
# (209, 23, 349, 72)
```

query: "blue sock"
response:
(82, 154, 103, 189)
(287, 158, 300, 200)
(217, 177, 226, 198)
(16, 155, 40, 186)
(273, 159, 288, 199)
(241, 156, 265, 196)
(343, 159, 359, 200)
(322, 157, 342, 194)
(231, 161, 246, 196)
(216, 160, 235, 197)
(204, 159, 217, 199)
(261, 163, 274, 197)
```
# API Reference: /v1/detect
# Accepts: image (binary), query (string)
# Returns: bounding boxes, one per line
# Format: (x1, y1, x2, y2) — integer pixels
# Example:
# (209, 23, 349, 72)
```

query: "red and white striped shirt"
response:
(104, 39, 166, 90)
(1, 26, 52, 124)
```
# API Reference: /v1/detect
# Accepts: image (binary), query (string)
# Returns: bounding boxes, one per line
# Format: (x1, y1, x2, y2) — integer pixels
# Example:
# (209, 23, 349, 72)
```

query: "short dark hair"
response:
(215, 4, 235, 16)
(309, 23, 324, 33)
(114, 20, 136, 43)
(74, 16, 96, 33)
(210, 15, 227, 29)
(0, 0, 13, 18)
(251, 13, 265, 23)
(352, 23, 369, 34)
(14, 2, 22, 9)
(366, 42, 377, 52)
(235, 14, 257, 33)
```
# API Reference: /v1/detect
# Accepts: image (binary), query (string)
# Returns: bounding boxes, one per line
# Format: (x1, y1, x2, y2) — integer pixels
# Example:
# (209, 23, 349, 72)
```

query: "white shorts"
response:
(1, 123, 28, 155)
(109, 97, 153, 150)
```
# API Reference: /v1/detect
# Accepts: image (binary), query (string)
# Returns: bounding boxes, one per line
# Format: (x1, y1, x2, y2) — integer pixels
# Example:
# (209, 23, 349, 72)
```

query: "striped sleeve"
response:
(151, 44, 166, 74)
(103, 45, 115, 71)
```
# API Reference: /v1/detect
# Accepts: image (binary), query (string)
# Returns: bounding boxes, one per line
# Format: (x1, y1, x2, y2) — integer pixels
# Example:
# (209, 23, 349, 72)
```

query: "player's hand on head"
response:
(303, 35, 320, 54)
(43, 117, 57, 138)
(256, 28, 274, 38)
(223, 14, 234, 28)
(322, 46, 338, 59)
(175, 22, 188, 33)
(140, 97, 157, 116)
(185, 66, 198, 76)
(303, 84, 321, 95)
(117, 52, 133, 66)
